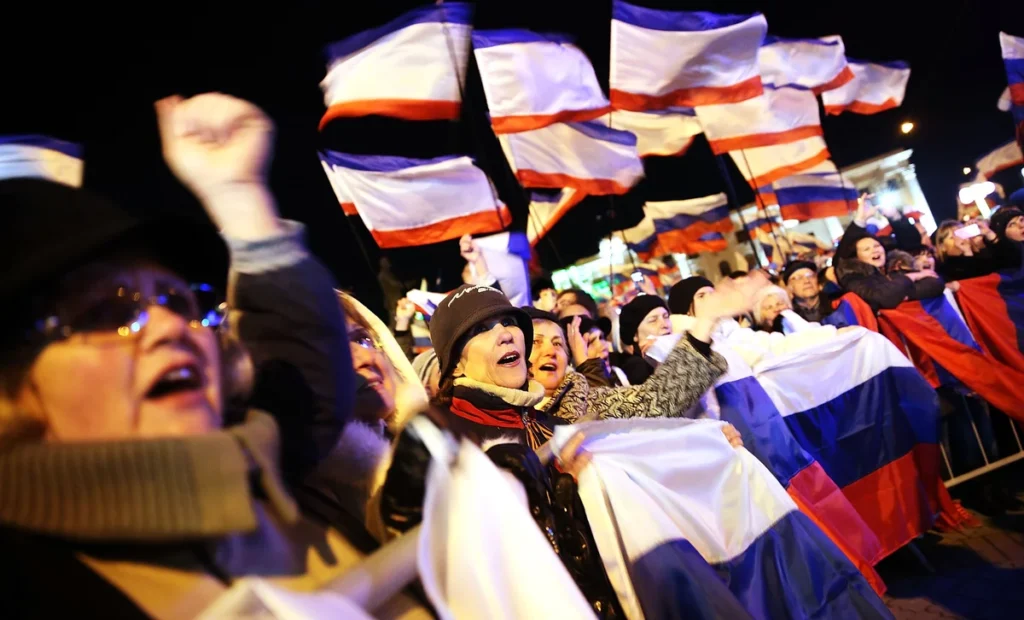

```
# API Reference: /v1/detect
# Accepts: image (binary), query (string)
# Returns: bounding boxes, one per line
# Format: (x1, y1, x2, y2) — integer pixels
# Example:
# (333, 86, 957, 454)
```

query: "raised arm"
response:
(156, 93, 353, 485)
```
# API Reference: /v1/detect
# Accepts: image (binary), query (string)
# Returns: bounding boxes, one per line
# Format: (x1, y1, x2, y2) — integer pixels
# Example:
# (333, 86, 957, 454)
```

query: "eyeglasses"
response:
(33, 283, 226, 342)
(349, 330, 380, 351)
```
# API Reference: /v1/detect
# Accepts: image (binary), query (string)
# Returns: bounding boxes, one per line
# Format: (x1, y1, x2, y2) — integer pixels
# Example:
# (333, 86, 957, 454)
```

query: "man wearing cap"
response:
(782, 260, 837, 324)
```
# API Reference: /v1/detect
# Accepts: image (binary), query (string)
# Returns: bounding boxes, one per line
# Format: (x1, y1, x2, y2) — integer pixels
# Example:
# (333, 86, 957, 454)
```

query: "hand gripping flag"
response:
(551, 419, 891, 619)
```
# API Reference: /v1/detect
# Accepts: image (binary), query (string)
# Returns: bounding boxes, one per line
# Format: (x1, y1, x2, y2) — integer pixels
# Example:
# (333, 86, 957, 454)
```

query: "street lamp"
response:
(900, 121, 915, 134)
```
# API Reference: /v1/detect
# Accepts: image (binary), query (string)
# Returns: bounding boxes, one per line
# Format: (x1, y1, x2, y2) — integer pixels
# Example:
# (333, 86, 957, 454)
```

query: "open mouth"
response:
(538, 362, 557, 372)
(497, 351, 521, 367)
(146, 364, 204, 399)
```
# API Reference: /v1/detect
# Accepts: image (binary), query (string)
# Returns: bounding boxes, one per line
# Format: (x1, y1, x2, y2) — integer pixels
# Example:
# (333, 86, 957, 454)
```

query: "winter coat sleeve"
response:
(225, 220, 354, 486)
(584, 336, 728, 420)
(574, 358, 615, 388)
(838, 263, 914, 311)
(909, 275, 945, 300)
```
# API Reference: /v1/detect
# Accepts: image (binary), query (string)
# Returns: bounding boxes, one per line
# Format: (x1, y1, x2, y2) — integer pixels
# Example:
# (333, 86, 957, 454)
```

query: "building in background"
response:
(552, 149, 935, 299)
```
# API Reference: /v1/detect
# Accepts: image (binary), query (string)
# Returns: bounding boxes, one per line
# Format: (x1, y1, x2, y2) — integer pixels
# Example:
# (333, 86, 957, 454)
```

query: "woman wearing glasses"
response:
(0, 94, 426, 618)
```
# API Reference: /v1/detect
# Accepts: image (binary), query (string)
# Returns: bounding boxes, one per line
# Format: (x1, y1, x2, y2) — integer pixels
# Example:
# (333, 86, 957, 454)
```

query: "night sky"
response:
(4, 1, 1022, 316)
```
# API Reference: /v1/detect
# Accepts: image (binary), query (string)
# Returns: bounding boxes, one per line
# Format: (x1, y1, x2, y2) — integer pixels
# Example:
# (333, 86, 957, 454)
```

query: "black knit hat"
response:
(429, 284, 532, 382)
(781, 260, 817, 285)
(619, 294, 669, 348)
(667, 276, 712, 315)
(0, 178, 228, 303)
(991, 206, 1023, 240)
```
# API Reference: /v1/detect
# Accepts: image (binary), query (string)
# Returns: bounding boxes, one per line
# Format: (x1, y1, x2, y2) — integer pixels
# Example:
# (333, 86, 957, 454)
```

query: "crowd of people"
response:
(1, 92, 1022, 618)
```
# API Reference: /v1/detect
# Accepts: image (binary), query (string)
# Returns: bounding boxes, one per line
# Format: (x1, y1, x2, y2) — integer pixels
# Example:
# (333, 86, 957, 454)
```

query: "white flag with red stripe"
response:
(610, 0, 766, 111)
(694, 86, 821, 155)
(320, 151, 509, 249)
(728, 136, 831, 188)
(594, 108, 703, 157)
(821, 60, 910, 115)
(319, 3, 472, 128)
(498, 121, 644, 195)
(473, 30, 610, 134)
(757, 35, 853, 94)
(526, 188, 584, 246)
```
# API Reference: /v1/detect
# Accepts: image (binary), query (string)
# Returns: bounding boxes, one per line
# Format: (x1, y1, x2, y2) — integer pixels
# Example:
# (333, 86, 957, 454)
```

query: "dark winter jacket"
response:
(836, 258, 945, 312)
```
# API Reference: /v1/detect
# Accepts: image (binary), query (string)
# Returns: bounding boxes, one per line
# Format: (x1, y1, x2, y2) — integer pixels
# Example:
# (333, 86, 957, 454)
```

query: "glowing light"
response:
(962, 167, 971, 175)
(900, 121, 915, 134)
(130, 321, 142, 333)
(117, 326, 130, 337)
(958, 181, 995, 219)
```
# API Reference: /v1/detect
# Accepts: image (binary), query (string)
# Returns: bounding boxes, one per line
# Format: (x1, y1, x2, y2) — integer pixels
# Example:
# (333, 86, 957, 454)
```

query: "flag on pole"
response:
(610, 1, 766, 110)
(821, 60, 910, 115)
(473, 30, 610, 133)
(319, 3, 472, 128)
(320, 151, 509, 249)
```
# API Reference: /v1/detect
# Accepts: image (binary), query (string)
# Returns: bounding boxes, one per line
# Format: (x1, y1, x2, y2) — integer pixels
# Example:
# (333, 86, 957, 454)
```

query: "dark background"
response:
(3, 1, 1022, 317)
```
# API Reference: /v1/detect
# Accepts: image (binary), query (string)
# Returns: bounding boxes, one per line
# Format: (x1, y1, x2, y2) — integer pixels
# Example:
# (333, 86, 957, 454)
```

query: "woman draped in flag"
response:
(377, 277, 762, 617)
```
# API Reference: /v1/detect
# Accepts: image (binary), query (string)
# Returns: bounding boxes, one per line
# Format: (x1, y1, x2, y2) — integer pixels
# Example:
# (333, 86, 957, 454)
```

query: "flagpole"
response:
(739, 149, 788, 268)
(438, 2, 567, 272)
(714, 154, 763, 268)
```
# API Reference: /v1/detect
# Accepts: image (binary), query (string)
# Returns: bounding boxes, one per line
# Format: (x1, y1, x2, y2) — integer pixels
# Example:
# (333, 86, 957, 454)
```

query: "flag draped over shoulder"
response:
(418, 438, 596, 619)
(552, 419, 891, 620)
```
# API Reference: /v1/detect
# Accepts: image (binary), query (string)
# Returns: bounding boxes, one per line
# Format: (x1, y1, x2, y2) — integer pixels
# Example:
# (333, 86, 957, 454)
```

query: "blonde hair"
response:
(752, 285, 792, 325)
(934, 220, 963, 261)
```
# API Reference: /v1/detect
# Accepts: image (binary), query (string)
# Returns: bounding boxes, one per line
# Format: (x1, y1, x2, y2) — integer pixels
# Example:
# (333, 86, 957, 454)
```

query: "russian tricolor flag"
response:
(319, 4, 472, 128)
(319, 151, 509, 249)
(879, 295, 1024, 422)
(753, 328, 954, 559)
(552, 419, 891, 619)
(771, 166, 859, 222)
(1001, 32, 1024, 127)
(708, 343, 887, 595)
(473, 30, 611, 134)
(956, 263, 1024, 371)
(610, 1, 766, 110)
(619, 215, 662, 261)
(646, 193, 733, 246)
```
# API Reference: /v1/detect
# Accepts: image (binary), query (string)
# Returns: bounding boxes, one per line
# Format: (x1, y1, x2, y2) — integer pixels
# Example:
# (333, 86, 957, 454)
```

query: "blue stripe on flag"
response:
(612, 0, 759, 33)
(783, 367, 939, 488)
(472, 29, 575, 50)
(320, 150, 463, 172)
(716, 377, 815, 487)
(325, 3, 473, 61)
